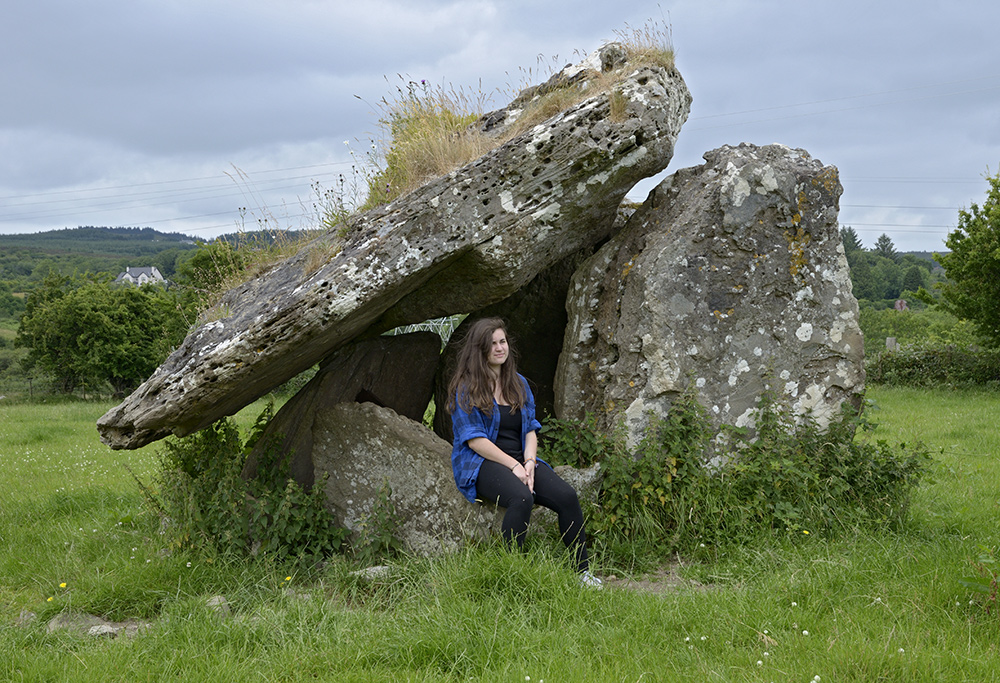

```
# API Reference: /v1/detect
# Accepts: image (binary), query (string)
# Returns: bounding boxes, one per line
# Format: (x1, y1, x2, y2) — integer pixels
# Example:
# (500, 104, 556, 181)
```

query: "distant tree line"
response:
(14, 272, 196, 396)
(840, 226, 941, 305)
(849, 173, 1000, 385)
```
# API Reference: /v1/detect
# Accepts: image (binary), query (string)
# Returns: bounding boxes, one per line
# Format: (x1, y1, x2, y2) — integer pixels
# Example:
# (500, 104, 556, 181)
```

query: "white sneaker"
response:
(580, 570, 603, 588)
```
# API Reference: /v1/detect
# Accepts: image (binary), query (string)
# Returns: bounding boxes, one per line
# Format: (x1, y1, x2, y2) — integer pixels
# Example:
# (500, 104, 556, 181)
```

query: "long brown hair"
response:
(446, 317, 527, 414)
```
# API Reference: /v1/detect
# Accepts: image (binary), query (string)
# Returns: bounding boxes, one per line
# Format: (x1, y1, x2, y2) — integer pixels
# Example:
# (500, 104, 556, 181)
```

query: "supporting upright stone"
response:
(556, 144, 864, 447)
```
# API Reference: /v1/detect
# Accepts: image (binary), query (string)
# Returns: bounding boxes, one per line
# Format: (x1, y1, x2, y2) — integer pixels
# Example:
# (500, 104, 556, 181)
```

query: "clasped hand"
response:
(515, 459, 536, 493)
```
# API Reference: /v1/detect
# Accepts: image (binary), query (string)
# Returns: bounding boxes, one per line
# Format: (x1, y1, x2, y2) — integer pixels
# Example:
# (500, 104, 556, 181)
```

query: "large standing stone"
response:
(97, 50, 692, 450)
(556, 144, 864, 447)
(314, 402, 497, 555)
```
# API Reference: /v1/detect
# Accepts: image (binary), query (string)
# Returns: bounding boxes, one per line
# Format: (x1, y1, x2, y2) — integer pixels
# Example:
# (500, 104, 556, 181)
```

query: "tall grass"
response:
(354, 20, 676, 215)
(3, 388, 1000, 681)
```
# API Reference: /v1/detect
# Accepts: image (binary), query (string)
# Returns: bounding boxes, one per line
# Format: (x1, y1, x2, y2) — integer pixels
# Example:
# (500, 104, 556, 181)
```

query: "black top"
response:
(495, 404, 523, 461)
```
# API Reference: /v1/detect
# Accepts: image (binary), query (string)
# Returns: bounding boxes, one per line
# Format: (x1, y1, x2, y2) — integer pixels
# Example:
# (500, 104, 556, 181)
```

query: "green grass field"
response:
(2, 388, 999, 681)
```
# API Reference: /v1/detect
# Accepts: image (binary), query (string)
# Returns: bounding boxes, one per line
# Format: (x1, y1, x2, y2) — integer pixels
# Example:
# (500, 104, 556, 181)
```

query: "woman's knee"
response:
(507, 491, 535, 513)
(536, 480, 581, 513)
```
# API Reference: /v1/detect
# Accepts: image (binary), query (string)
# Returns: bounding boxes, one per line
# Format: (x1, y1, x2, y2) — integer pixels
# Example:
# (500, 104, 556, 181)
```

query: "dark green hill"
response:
(0, 226, 196, 255)
(0, 226, 200, 289)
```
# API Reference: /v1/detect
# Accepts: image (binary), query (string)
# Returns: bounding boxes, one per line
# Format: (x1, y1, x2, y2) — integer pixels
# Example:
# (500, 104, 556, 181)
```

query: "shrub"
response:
(866, 344, 1000, 388)
(538, 413, 622, 467)
(859, 306, 983, 350)
(154, 404, 348, 564)
(592, 389, 932, 561)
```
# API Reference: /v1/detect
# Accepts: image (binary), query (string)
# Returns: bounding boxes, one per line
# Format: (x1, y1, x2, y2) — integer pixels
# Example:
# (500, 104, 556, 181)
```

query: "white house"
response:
(115, 266, 165, 286)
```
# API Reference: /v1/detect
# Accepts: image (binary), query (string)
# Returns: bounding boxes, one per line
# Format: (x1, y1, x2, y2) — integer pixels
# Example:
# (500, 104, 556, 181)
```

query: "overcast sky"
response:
(1, 0, 998, 252)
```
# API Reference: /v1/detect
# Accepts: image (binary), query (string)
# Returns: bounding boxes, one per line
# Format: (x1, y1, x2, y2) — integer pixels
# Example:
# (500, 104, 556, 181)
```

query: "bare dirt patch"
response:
(601, 562, 714, 595)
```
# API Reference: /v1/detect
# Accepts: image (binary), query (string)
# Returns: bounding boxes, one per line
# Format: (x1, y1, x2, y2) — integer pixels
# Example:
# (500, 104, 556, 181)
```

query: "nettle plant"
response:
(154, 404, 348, 565)
(548, 387, 933, 557)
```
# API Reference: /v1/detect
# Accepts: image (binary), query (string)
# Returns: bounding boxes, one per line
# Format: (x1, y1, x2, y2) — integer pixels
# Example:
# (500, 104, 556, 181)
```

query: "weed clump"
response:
(359, 80, 490, 212)
(542, 388, 933, 566)
(152, 403, 348, 564)
(351, 18, 676, 214)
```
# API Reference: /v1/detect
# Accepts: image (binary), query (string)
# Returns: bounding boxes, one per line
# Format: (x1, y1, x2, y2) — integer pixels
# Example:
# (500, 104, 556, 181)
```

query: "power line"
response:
(842, 203, 959, 211)
(0, 160, 355, 202)
(2, 72, 995, 236)
(690, 73, 1000, 121)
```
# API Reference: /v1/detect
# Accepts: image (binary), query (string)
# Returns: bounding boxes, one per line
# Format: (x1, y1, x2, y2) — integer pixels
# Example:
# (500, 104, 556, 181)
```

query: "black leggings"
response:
(475, 459, 589, 572)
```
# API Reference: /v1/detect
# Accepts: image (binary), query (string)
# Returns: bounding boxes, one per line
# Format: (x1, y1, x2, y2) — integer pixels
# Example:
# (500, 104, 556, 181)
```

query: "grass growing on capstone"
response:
(2, 388, 1000, 681)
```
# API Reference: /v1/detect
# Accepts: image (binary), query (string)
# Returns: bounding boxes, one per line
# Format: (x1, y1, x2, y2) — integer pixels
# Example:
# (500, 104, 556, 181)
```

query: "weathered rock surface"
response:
(46, 612, 151, 639)
(556, 143, 864, 447)
(242, 331, 442, 488)
(97, 49, 692, 450)
(314, 401, 498, 555)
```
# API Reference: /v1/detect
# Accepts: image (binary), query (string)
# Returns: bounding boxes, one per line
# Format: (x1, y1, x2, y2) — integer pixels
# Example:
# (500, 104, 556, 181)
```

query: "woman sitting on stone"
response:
(447, 316, 601, 587)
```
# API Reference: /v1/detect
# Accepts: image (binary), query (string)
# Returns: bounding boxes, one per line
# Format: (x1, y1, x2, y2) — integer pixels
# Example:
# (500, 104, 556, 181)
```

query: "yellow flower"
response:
(59, 582, 67, 588)
(802, 530, 810, 535)
(47, 597, 54, 602)
(285, 576, 292, 582)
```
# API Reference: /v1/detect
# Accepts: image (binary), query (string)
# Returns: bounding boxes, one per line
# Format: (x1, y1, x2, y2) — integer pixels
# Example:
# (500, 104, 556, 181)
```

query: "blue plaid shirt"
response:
(450, 374, 544, 503)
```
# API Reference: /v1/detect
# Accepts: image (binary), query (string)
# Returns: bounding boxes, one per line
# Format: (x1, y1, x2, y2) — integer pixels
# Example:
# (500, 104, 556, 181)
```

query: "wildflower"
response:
(802, 630, 809, 636)
(59, 583, 66, 588)
(186, 562, 192, 568)
(47, 597, 53, 602)
(756, 660, 763, 666)
(763, 651, 769, 657)
(684, 637, 690, 642)
(700, 636, 707, 641)
(791, 601, 797, 607)
(803, 530, 810, 535)
(898, 648, 905, 654)
(285, 576, 292, 582)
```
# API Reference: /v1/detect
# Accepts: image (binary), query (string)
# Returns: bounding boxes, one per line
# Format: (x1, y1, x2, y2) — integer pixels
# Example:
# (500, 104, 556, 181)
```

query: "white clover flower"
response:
(802, 630, 809, 636)
(756, 660, 763, 666)
(791, 601, 797, 607)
